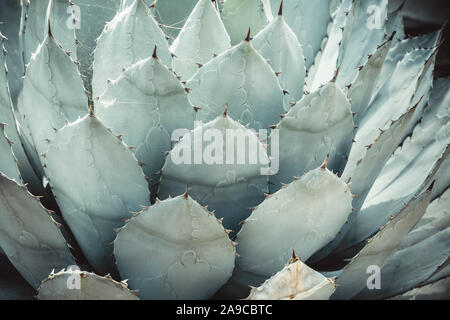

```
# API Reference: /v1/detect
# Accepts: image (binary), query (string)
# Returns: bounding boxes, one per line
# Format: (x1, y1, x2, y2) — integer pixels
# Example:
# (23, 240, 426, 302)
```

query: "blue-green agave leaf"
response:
(71, 0, 122, 90)
(389, 277, 450, 300)
(355, 188, 450, 299)
(331, 183, 433, 299)
(252, 10, 306, 107)
(187, 39, 284, 130)
(270, 82, 353, 193)
(92, 0, 171, 98)
(0, 173, 75, 289)
(20, 0, 77, 69)
(348, 35, 394, 127)
(222, 0, 272, 46)
(17, 32, 88, 179)
(269, 0, 335, 70)
(336, 77, 450, 254)
(170, 0, 230, 81)
(336, 0, 388, 87)
(96, 53, 196, 194)
(114, 194, 236, 300)
(38, 269, 139, 300)
(159, 114, 269, 232)
(152, 0, 199, 41)
(0, 124, 21, 183)
(43, 114, 150, 274)
(306, 0, 352, 92)
(310, 105, 418, 263)
(0, 0, 23, 105)
(236, 166, 352, 286)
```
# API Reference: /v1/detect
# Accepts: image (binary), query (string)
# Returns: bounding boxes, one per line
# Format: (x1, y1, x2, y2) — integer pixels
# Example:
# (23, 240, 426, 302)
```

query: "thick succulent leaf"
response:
(187, 40, 284, 130)
(399, 188, 450, 251)
(221, 0, 271, 46)
(346, 105, 418, 213)
(355, 190, 450, 299)
(0, 0, 23, 104)
(92, 0, 171, 98)
(269, 0, 334, 70)
(348, 36, 393, 127)
(0, 255, 35, 300)
(159, 115, 269, 232)
(152, 0, 198, 41)
(236, 166, 353, 284)
(346, 48, 434, 179)
(337, 77, 450, 253)
(0, 173, 75, 289)
(96, 55, 196, 194)
(114, 195, 236, 300)
(374, 30, 441, 98)
(0, 34, 44, 195)
(72, 0, 121, 91)
(0, 124, 21, 183)
(37, 269, 139, 300)
(43, 114, 150, 274)
(20, 0, 77, 69)
(403, 49, 438, 138)
(331, 184, 433, 300)
(170, 0, 230, 81)
(306, 0, 353, 92)
(389, 277, 450, 300)
(336, 0, 388, 87)
(309, 105, 417, 263)
(17, 33, 88, 179)
(270, 82, 353, 193)
(252, 13, 305, 107)
(246, 256, 336, 300)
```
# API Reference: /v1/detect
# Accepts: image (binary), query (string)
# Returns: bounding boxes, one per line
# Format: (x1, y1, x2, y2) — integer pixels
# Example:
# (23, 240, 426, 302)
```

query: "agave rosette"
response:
(0, 0, 448, 300)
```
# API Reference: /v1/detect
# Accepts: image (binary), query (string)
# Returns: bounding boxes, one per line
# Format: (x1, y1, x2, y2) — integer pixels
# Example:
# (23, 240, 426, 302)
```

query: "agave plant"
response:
(0, 0, 449, 300)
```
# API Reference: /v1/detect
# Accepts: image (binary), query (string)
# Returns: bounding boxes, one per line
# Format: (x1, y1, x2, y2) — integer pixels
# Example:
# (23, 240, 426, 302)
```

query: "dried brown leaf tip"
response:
(183, 185, 189, 199)
(320, 154, 329, 169)
(245, 28, 251, 42)
(223, 103, 229, 117)
(152, 45, 158, 59)
(289, 250, 299, 263)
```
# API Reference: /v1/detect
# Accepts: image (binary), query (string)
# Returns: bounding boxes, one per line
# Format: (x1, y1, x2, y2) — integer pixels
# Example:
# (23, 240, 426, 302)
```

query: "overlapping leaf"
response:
(236, 165, 353, 285)
(92, 0, 171, 98)
(38, 269, 139, 300)
(159, 114, 269, 231)
(252, 9, 305, 107)
(187, 39, 284, 130)
(0, 173, 75, 289)
(96, 53, 196, 194)
(43, 114, 150, 274)
(331, 184, 433, 299)
(270, 82, 353, 193)
(114, 194, 236, 299)
(170, 0, 230, 81)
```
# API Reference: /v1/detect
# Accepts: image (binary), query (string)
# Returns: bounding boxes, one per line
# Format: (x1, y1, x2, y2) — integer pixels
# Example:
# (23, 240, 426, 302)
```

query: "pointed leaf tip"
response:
(47, 19, 53, 39)
(389, 31, 397, 41)
(223, 103, 229, 117)
(183, 185, 189, 199)
(321, 154, 330, 169)
(278, 0, 283, 16)
(245, 28, 251, 42)
(152, 45, 158, 59)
